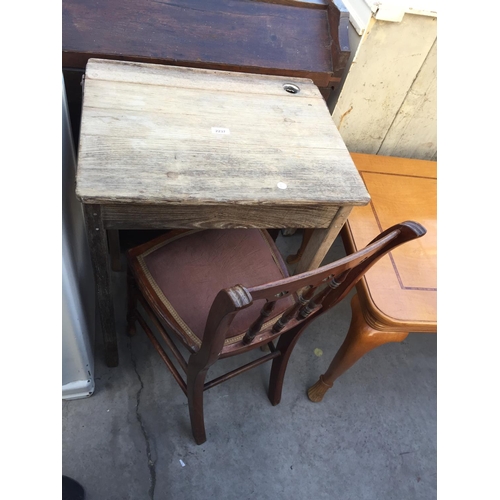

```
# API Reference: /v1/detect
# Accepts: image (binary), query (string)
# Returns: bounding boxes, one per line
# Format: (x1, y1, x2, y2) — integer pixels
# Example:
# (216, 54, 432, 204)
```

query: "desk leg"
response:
(307, 294, 408, 402)
(84, 205, 119, 367)
(295, 206, 352, 274)
(107, 230, 122, 272)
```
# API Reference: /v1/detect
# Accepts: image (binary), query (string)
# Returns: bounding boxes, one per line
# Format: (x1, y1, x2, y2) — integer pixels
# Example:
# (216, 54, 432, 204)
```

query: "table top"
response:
(62, 0, 349, 90)
(76, 59, 369, 207)
(344, 153, 436, 331)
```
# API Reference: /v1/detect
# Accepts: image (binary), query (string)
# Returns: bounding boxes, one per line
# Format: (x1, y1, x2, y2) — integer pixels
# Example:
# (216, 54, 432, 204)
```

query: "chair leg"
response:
(286, 228, 314, 265)
(267, 229, 280, 242)
(186, 363, 209, 445)
(268, 325, 307, 406)
(126, 267, 137, 337)
(307, 294, 408, 402)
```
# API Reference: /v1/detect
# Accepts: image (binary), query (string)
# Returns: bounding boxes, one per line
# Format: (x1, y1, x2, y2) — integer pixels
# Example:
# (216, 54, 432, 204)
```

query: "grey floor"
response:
(62, 232, 437, 500)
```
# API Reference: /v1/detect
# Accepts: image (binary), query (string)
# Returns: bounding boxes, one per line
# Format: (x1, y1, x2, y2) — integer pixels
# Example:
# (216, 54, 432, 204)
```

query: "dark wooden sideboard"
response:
(63, 0, 350, 144)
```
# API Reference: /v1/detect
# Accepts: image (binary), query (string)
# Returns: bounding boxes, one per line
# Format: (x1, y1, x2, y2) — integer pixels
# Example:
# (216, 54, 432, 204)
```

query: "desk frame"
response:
(85, 203, 353, 367)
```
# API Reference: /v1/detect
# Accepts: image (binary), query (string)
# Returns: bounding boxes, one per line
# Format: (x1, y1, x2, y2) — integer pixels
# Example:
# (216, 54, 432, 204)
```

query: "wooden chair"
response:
(127, 222, 426, 444)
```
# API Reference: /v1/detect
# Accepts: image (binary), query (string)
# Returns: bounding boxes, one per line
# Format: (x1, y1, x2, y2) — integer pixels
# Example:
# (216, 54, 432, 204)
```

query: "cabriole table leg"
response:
(307, 293, 408, 402)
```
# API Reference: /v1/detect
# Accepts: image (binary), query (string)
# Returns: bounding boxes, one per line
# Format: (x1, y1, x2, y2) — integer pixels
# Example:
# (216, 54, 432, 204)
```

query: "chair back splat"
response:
(210, 221, 425, 356)
(127, 221, 426, 444)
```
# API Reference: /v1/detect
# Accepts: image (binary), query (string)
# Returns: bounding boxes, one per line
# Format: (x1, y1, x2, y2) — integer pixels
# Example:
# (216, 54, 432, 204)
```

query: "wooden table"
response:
(307, 153, 437, 402)
(77, 59, 370, 367)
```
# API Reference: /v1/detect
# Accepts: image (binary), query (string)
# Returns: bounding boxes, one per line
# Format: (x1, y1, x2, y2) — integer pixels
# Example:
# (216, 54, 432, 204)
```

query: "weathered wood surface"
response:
(77, 59, 369, 207)
(102, 204, 338, 229)
(332, 14, 437, 160)
(295, 205, 352, 274)
(62, 0, 348, 90)
(83, 205, 118, 367)
(62, 0, 351, 146)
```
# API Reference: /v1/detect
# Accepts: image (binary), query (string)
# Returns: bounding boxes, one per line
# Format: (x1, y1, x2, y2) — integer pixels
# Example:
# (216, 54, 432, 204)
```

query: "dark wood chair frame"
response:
(127, 221, 426, 444)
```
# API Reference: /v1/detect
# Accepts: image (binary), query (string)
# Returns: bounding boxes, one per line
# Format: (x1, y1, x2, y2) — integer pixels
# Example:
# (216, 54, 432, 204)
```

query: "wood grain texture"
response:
(332, 14, 437, 159)
(76, 59, 369, 207)
(62, 0, 348, 88)
(257, 0, 327, 7)
(344, 153, 437, 330)
(83, 205, 118, 366)
(102, 204, 338, 229)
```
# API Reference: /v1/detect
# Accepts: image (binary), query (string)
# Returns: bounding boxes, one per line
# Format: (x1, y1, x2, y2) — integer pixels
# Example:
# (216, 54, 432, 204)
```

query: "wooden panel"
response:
(332, 14, 437, 156)
(102, 204, 339, 229)
(77, 59, 369, 207)
(62, 0, 349, 88)
(345, 153, 436, 328)
(378, 39, 437, 160)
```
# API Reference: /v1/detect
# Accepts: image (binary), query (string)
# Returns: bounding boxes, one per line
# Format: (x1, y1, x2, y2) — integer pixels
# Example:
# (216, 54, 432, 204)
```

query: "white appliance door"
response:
(62, 74, 96, 399)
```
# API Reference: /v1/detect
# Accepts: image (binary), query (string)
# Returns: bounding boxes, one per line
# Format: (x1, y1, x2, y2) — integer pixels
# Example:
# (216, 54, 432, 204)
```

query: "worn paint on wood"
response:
(77, 59, 369, 207)
(378, 39, 437, 159)
(332, 14, 437, 160)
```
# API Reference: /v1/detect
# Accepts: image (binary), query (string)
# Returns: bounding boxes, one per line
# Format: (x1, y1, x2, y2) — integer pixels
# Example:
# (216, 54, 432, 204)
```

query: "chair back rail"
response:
(196, 221, 426, 363)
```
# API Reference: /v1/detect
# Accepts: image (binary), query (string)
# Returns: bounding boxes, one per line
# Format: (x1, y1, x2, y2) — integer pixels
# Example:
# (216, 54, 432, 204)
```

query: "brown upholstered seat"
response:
(128, 229, 296, 352)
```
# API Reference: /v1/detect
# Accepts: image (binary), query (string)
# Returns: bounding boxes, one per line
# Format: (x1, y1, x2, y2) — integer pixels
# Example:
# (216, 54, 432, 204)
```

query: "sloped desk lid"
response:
(76, 59, 370, 207)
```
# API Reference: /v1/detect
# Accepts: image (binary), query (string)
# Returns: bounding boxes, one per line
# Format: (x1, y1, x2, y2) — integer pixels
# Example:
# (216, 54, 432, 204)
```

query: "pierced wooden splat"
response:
(272, 285, 315, 333)
(298, 269, 351, 319)
(242, 300, 277, 345)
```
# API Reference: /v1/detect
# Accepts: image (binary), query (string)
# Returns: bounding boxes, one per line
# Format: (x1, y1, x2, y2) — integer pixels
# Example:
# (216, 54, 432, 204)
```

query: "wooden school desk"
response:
(76, 59, 370, 367)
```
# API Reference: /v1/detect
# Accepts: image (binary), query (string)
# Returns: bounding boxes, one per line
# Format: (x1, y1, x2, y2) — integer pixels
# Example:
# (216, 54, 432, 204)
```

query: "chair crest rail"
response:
(223, 222, 426, 347)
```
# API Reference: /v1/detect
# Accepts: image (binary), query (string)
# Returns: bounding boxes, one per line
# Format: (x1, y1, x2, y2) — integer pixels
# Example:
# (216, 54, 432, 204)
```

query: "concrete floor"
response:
(62, 232, 437, 500)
